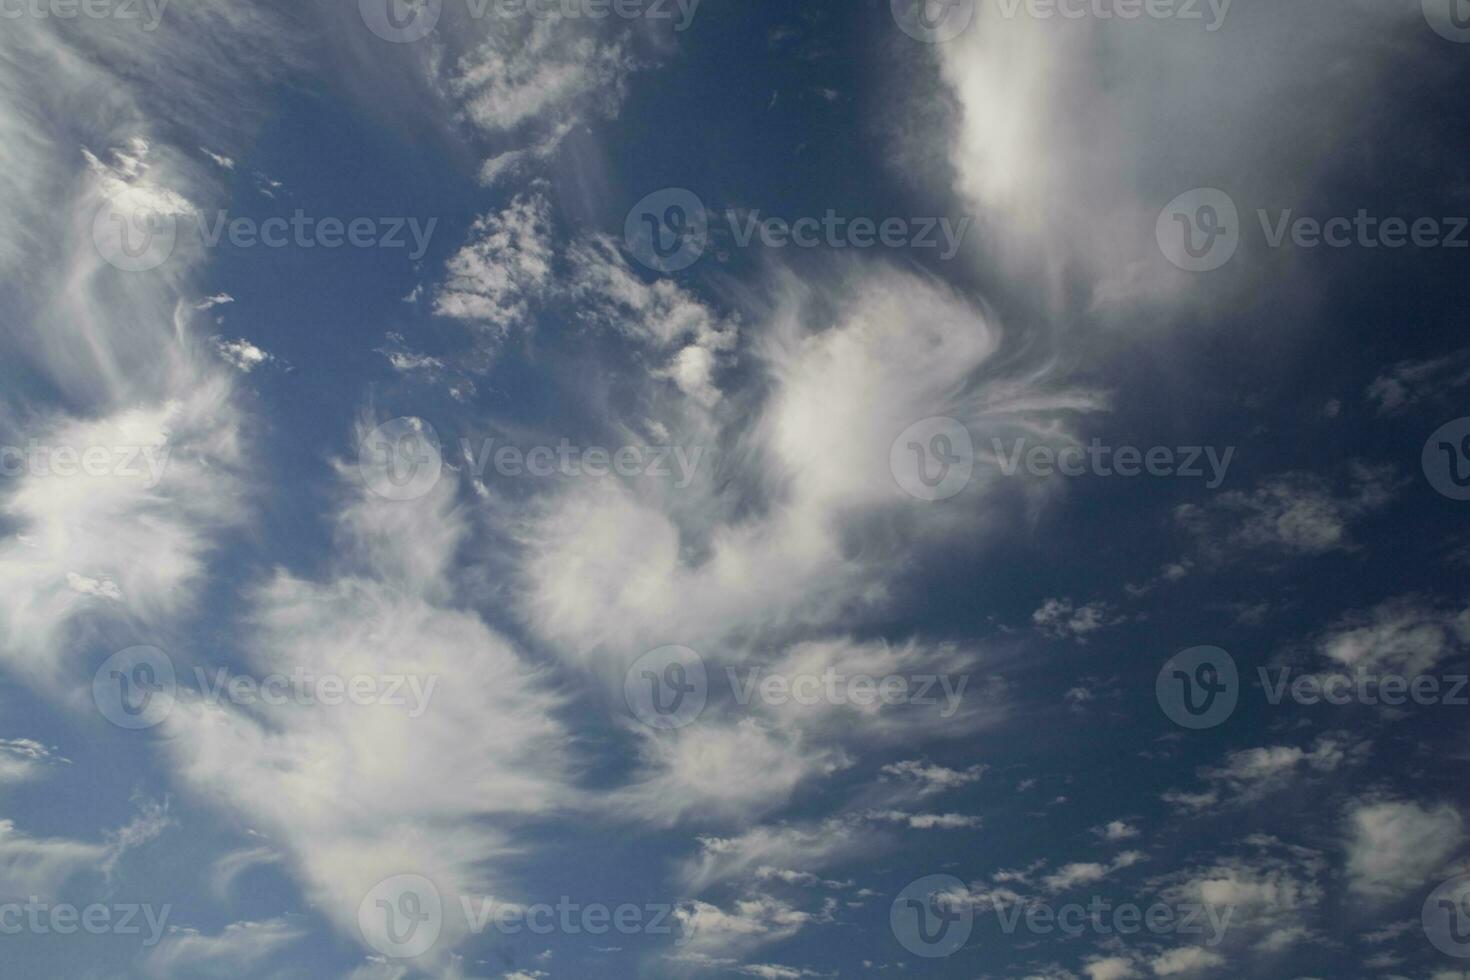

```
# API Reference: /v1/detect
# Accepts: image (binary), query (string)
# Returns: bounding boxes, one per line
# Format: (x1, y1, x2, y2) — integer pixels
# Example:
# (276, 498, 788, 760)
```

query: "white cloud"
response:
(1344, 799, 1465, 900)
(1314, 596, 1470, 678)
(143, 918, 305, 978)
(1040, 851, 1145, 893)
(1173, 463, 1400, 562)
(1032, 597, 1119, 642)
(214, 337, 272, 372)
(1149, 947, 1224, 976)
(1168, 734, 1370, 812)
(160, 444, 574, 965)
(879, 759, 986, 798)
(1366, 348, 1470, 416)
(922, 0, 1422, 316)
(0, 738, 66, 783)
(1092, 820, 1140, 843)
(1084, 956, 1142, 980)
(865, 810, 981, 830)
(672, 894, 829, 962)
(435, 192, 554, 335)
(679, 819, 874, 893)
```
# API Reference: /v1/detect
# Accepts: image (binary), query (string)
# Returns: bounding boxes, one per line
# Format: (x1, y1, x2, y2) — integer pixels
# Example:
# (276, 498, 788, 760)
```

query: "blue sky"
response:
(2, 1, 1470, 978)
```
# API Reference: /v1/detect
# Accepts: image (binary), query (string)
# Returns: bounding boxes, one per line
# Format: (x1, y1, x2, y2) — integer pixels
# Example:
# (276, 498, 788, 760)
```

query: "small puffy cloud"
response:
(1084, 956, 1143, 980)
(1173, 463, 1400, 562)
(1313, 595, 1470, 678)
(1366, 347, 1470, 416)
(214, 337, 271, 372)
(1167, 734, 1370, 813)
(865, 810, 981, 830)
(679, 819, 874, 893)
(672, 894, 829, 962)
(1032, 598, 1120, 642)
(0, 738, 66, 783)
(1344, 799, 1465, 900)
(1092, 820, 1140, 843)
(1149, 947, 1225, 976)
(434, 192, 554, 335)
(1040, 851, 1145, 893)
(143, 919, 304, 978)
(879, 759, 986, 798)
